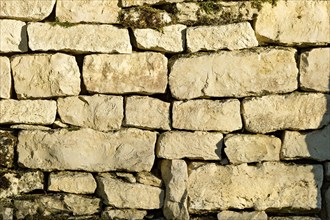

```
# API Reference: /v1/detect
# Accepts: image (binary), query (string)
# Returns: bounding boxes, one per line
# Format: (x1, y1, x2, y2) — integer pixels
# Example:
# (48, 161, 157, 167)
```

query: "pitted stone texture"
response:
(136, 172, 162, 188)
(83, 53, 167, 95)
(134, 25, 186, 53)
(102, 208, 147, 220)
(224, 134, 281, 164)
(188, 162, 323, 213)
(63, 194, 100, 215)
(0, 20, 27, 53)
(28, 23, 132, 54)
(121, 0, 184, 7)
(173, 99, 242, 132)
(187, 22, 258, 52)
(0, 200, 13, 220)
(0, 131, 16, 168)
(169, 48, 298, 100)
(96, 173, 164, 209)
(56, 0, 120, 24)
(157, 131, 223, 160)
(0, 57, 11, 99)
(255, 0, 330, 45)
(217, 211, 267, 220)
(17, 128, 156, 172)
(0, 0, 56, 21)
(242, 93, 330, 133)
(125, 96, 170, 130)
(300, 48, 330, 92)
(58, 95, 123, 131)
(0, 100, 56, 125)
(11, 53, 80, 99)
(48, 172, 97, 194)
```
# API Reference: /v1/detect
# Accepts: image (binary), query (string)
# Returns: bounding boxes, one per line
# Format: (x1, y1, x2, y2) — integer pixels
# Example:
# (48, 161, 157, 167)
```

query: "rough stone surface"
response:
(169, 48, 298, 99)
(173, 99, 242, 132)
(58, 95, 123, 131)
(0, 131, 16, 168)
(217, 211, 267, 220)
(0, 19, 28, 53)
(242, 93, 330, 133)
(0, 57, 11, 99)
(115, 172, 136, 184)
(188, 162, 323, 212)
(0, 100, 57, 125)
(157, 131, 223, 160)
(10, 125, 51, 131)
(255, 0, 330, 45)
(121, 0, 184, 7)
(96, 173, 164, 209)
(224, 134, 281, 164)
(136, 172, 162, 188)
(17, 128, 157, 172)
(28, 23, 132, 54)
(83, 53, 167, 95)
(187, 22, 258, 52)
(125, 96, 170, 130)
(63, 194, 100, 215)
(300, 48, 330, 92)
(11, 53, 80, 99)
(0, 199, 13, 220)
(102, 208, 147, 220)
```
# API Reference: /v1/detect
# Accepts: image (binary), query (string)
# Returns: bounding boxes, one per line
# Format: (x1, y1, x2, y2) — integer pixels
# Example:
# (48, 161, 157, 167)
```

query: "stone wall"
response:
(0, 0, 329, 220)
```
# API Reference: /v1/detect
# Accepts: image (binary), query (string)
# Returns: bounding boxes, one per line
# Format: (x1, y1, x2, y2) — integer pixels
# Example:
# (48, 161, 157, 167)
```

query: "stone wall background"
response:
(0, 0, 329, 220)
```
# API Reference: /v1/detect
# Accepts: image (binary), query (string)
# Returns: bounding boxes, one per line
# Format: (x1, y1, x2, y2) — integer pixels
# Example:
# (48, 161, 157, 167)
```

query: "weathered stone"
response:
(325, 162, 330, 180)
(116, 172, 136, 184)
(242, 93, 330, 133)
(217, 211, 267, 220)
(0, 57, 11, 99)
(157, 131, 223, 160)
(102, 208, 147, 220)
(269, 217, 321, 220)
(187, 22, 258, 52)
(224, 134, 281, 164)
(121, 0, 184, 7)
(0, 199, 13, 220)
(53, 120, 69, 128)
(136, 172, 162, 187)
(281, 125, 330, 162)
(48, 172, 97, 194)
(58, 95, 123, 132)
(134, 25, 186, 53)
(125, 96, 170, 130)
(17, 128, 156, 172)
(56, 0, 120, 24)
(0, 0, 56, 21)
(96, 173, 164, 209)
(173, 99, 242, 132)
(10, 125, 51, 131)
(255, 0, 330, 45)
(28, 23, 132, 54)
(11, 53, 80, 99)
(83, 53, 167, 95)
(0, 131, 16, 168)
(169, 48, 298, 99)
(300, 48, 330, 92)
(188, 162, 323, 212)
(63, 194, 100, 215)
(0, 20, 28, 53)
(0, 100, 56, 125)
(161, 160, 189, 220)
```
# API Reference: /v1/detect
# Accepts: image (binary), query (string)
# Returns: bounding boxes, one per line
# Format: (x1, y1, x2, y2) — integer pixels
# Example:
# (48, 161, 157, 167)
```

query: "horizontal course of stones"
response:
(0, 0, 329, 220)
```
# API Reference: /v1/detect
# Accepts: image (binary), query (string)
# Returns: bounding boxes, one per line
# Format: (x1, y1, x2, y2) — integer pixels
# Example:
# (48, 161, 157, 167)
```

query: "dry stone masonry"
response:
(0, 0, 329, 220)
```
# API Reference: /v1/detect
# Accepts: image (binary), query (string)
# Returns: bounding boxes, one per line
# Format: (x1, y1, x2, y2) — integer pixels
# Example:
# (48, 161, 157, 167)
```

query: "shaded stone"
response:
(0, 199, 13, 220)
(102, 208, 147, 220)
(0, 57, 11, 99)
(10, 125, 51, 131)
(217, 211, 267, 220)
(325, 162, 330, 181)
(136, 172, 162, 188)
(116, 172, 136, 184)
(0, 19, 28, 53)
(121, 0, 184, 7)
(326, 187, 330, 220)
(0, 131, 16, 168)
(268, 217, 321, 220)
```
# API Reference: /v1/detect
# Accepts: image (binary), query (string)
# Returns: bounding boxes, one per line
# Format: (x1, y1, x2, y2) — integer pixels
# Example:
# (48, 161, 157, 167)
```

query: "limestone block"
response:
(176, 3, 199, 23)
(0, 57, 11, 99)
(0, 131, 15, 168)
(0, 100, 56, 125)
(17, 128, 157, 172)
(11, 53, 80, 99)
(63, 194, 100, 215)
(102, 208, 147, 220)
(173, 99, 242, 132)
(125, 96, 170, 130)
(188, 162, 323, 212)
(58, 95, 123, 131)
(157, 131, 223, 160)
(0, 20, 28, 53)
(300, 48, 330, 92)
(242, 93, 330, 133)
(169, 48, 298, 99)
(136, 172, 162, 187)
(116, 172, 136, 184)
(28, 23, 132, 54)
(121, 0, 184, 7)
(217, 211, 267, 220)
(0, 199, 13, 220)
(255, 0, 330, 45)
(83, 53, 167, 95)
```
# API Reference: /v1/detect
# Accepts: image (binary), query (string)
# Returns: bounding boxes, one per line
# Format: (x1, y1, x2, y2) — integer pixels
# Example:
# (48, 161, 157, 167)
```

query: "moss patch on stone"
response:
(251, 0, 278, 10)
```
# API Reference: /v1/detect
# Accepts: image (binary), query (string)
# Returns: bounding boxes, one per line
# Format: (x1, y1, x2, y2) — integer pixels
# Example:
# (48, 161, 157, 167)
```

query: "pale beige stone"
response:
(102, 208, 147, 220)
(176, 3, 199, 23)
(121, 0, 184, 7)
(173, 99, 242, 132)
(17, 128, 157, 172)
(157, 131, 223, 160)
(116, 172, 136, 184)
(28, 23, 132, 54)
(217, 211, 267, 220)
(10, 125, 51, 131)
(0, 100, 56, 125)
(242, 93, 330, 133)
(96, 173, 164, 209)
(188, 162, 323, 212)
(63, 194, 100, 215)
(325, 162, 330, 180)
(58, 95, 123, 132)
(169, 48, 298, 99)
(83, 53, 167, 94)
(255, 0, 330, 45)
(224, 134, 281, 164)
(0, 200, 13, 220)
(0, 57, 11, 99)
(53, 120, 69, 128)
(125, 96, 170, 130)
(136, 172, 162, 187)
(0, 20, 28, 53)
(300, 48, 330, 92)
(11, 53, 80, 99)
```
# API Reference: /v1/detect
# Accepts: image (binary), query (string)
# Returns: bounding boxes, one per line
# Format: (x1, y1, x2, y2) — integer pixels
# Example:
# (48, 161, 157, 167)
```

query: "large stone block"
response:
(0, 20, 28, 53)
(0, 131, 16, 168)
(121, 0, 184, 7)
(102, 208, 147, 220)
(0, 57, 11, 99)
(217, 211, 267, 220)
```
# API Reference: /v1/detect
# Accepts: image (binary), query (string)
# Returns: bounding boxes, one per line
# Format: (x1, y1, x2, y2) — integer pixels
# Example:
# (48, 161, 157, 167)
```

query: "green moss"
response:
(49, 18, 77, 28)
(251, 0, 278, 10)
(198, 1, 221, 15)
